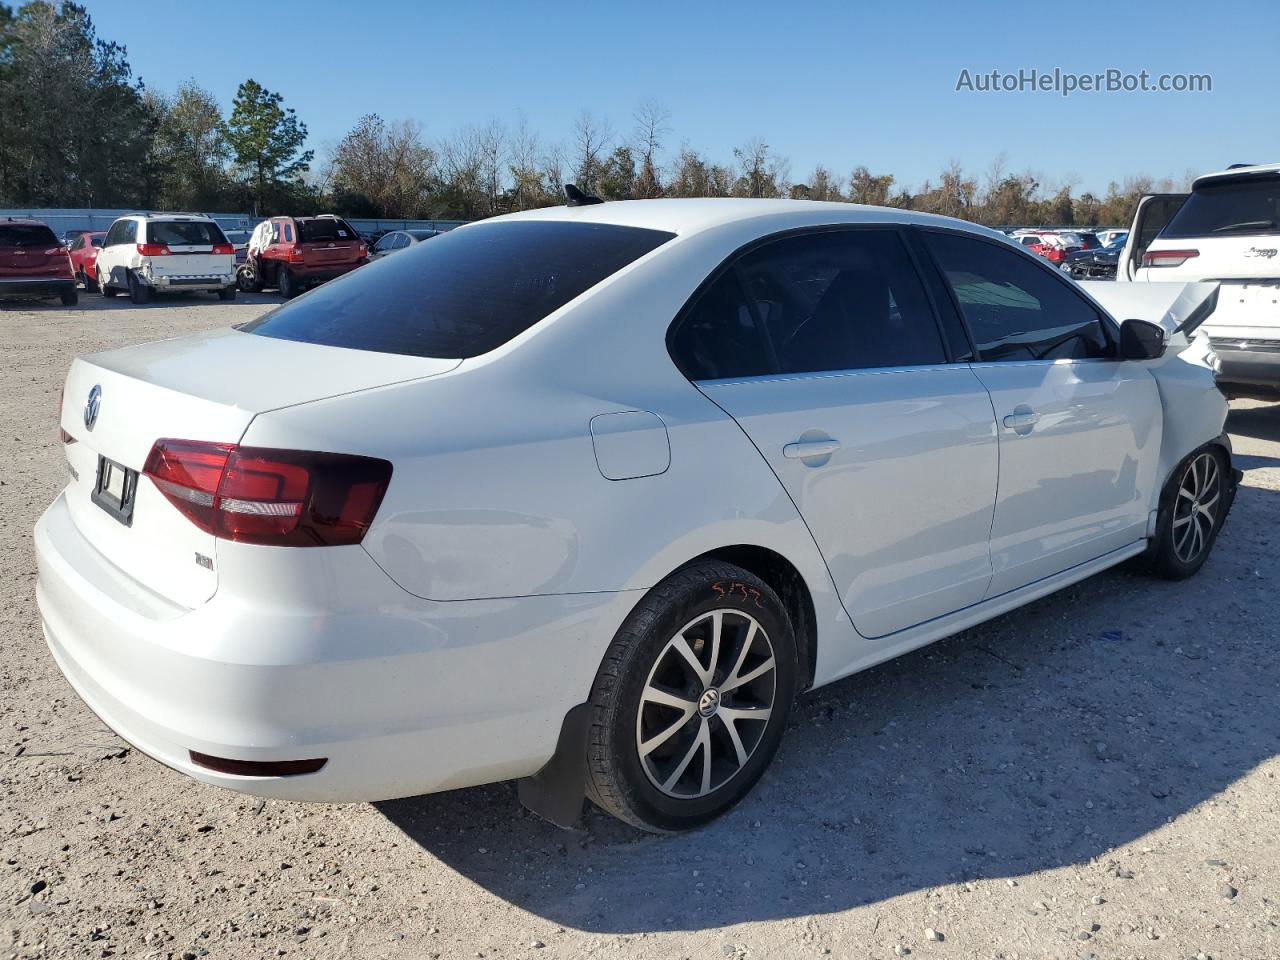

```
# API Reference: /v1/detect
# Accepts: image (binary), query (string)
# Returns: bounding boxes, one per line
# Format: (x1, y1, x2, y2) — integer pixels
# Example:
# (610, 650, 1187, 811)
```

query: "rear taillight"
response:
(211, 242, 234, 255)
(137, 243, 170, 257)
(287, 246, 304, 263)
(358, 243, 368, 258)
(143, 439, 391, 547)
(1142, 248, 1199, 268)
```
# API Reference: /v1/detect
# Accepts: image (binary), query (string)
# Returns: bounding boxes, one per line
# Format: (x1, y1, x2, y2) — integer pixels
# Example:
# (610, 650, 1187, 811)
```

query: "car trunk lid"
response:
(59, 328, 459, 608)
(297, 219, 362, 267)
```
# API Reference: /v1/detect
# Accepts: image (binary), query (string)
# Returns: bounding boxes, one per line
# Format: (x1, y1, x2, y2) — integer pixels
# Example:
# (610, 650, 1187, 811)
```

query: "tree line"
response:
(1, 1, 1190, 228)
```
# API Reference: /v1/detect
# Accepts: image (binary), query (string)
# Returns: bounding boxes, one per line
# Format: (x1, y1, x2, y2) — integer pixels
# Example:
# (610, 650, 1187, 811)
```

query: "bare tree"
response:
(570, 111, 613, 193)
(633, 100, 669, 199)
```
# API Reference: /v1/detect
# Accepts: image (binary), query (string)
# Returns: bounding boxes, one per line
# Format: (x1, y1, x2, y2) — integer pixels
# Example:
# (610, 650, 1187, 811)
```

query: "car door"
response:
(670, 227, 999, 639)
(1117, 193, 1188, 280)
(920, 229, 1162, 597)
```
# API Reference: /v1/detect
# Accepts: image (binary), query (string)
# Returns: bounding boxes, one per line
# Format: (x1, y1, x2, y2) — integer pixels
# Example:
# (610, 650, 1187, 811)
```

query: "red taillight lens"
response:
(288, 245, 304, 263)
(143, 439, 392, 546)
(211, 242, 234, 255)
(358, 243, 368, 258)
(137, 243, 171, 257)
(1142, 248, 1199, 268)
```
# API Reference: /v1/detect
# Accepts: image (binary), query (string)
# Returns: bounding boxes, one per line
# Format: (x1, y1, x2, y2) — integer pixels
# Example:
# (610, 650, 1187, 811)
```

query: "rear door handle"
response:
(1002, 408, 1041, 433)
(783, 439, 841, 459)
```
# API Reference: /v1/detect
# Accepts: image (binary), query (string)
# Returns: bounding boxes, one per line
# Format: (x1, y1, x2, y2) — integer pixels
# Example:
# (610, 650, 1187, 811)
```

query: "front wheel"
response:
(1147, 446, 1231, 580)
(585, 560, 797, 833)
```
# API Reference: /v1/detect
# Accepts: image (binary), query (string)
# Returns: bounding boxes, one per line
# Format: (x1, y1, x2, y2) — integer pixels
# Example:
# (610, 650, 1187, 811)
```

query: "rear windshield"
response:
(241, 220, 675, 358)
(147, 221, 226, 246)
(1163, 176, 1280, 238)
(297, 218, 357, 243)
(0, 224, 58, 247)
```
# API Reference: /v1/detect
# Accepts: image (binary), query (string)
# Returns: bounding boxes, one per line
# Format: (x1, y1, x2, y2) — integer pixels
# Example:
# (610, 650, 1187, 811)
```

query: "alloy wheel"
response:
(1172, 452, 1221, 564)
(636, 609, 776, 799)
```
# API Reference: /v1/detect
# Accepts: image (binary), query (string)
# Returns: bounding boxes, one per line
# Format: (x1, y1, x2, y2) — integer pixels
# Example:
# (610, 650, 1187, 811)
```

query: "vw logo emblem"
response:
(84, 384, 102, 431)
(698, 688, 722, 717)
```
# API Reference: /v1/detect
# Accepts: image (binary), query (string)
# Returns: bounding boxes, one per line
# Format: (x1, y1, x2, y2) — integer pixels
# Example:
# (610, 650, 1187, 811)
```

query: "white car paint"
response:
(1118, 163, 1280, 397)
(36, 199, 1231, 807)
(95, 214, 235, 295)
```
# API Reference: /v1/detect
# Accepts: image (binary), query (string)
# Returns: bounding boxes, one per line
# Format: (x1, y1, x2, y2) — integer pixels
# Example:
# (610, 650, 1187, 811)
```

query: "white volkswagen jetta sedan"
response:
(37, 197, 1237, 832)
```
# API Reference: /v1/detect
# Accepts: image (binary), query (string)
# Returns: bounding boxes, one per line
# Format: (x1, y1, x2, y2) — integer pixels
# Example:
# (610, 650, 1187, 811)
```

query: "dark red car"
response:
(0, 218, 77, 306)
(67, 231, 106, 291)
(237, 215, 367, 299)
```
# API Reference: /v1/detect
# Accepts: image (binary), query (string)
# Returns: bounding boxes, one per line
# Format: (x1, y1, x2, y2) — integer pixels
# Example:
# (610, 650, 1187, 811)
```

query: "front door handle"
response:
(1002, 407, 1041, 434)
(783, 439, 841, 459)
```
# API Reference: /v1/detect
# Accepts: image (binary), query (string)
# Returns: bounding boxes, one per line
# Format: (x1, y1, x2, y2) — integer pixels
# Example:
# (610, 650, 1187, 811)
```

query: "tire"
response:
(278, 267, 296, 299)
(98, 268, 118, 297)
(1147, 445, 1231, 580)
(585, 560, 798, 833)
(127, 271, 151, 305)
(218, 286, 237, 301)
(236, 265, 261, 293)
(59, 288, 78, 307)
(82, 269, 98, 293)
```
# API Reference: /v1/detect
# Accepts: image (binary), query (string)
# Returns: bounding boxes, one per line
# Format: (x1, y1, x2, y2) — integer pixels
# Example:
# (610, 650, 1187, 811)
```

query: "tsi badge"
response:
(84, 384, 102, 431)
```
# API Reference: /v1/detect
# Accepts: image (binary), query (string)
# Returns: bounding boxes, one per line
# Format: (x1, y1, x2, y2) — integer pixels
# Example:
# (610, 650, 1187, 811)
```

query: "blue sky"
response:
(86, 0, 1277, 196)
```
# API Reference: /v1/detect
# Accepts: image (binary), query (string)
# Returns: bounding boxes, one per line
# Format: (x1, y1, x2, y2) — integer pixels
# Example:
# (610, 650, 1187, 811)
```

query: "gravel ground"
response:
(2, 295, 1279, 960)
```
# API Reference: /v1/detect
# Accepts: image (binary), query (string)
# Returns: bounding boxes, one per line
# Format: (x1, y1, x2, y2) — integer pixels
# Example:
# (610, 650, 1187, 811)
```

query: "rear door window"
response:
(669, 229, 947, 380)
(1163, 175, 1280, 238)
(242, 221, 674, 358)
(148, 221, 225, 246)
(0, 224, 59, 247)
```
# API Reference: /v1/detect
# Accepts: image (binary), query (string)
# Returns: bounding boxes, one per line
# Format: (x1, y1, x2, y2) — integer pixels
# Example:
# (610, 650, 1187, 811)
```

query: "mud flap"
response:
(517, 703, 590, 829)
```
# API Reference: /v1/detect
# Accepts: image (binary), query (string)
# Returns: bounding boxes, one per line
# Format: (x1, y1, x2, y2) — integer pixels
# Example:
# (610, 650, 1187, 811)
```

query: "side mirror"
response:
(1119, 318, 1168, 360)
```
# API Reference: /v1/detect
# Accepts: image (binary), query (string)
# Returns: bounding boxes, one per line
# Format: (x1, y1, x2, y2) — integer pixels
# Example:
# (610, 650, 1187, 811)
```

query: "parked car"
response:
(95, 214, 236, 304)
(1028, 238, 1079, 265)
(368, 228, 441, 260)
(68, 231, 106, 291)
(63, 228, 91, 246)
(1096, 229, 1128, 247)
(1117, 162, 1280, 400)
(1061, 235, 1124, 280)
(222, 230, 252, 267)
(38, 198, 1237, 833)
(236, 215, 366, 298)
(0, 218, 77, 306)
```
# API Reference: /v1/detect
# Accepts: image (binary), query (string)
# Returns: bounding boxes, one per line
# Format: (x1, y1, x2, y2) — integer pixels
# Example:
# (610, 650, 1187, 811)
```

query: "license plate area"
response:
(92, 455, 138, 527)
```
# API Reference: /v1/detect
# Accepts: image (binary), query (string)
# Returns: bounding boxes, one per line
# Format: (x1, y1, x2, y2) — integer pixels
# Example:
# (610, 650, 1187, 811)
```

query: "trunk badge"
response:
(84, 384, 101, 431)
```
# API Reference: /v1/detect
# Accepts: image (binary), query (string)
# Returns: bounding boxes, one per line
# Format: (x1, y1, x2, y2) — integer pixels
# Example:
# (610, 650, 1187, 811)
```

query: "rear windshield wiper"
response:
(1210, 219, 1277, 233)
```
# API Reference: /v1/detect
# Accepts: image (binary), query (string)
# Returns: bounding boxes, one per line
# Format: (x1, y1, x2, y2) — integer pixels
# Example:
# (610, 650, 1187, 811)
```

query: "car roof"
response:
(1193, 161, 1280, 188)
(489, 197, 1010, 242)
(1, 217, 52, 226)
(121, 212, 217, 221)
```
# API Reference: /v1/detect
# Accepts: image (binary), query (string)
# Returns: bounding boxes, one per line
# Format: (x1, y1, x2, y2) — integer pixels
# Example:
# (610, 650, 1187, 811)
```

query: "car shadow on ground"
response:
(0, 290, 282, 313)
(377, 480, 1280, 933)
(1227, 402, 1280, 445)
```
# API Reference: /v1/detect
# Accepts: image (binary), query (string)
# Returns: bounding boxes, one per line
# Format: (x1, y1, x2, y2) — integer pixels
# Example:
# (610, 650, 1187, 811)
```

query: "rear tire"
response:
(585, 560, 797, 833)
(1147, 445, 1231, 580)
(82, 269, 98, 293)
(127, 271, 151, 305)
(218, 286, 237, 301)
(278, 267, 296, 299)
(59, 288, 78, 307)
(98, 268, 118, 297)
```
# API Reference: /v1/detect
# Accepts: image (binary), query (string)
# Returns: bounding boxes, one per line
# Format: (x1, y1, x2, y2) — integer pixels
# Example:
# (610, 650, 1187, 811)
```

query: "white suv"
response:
(96, 214, 237, 304)
(1118, 163, 1280, 400)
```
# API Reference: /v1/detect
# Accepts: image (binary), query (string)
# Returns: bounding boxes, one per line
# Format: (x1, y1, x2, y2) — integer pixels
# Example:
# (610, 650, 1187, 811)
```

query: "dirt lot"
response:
(2, 295, 1278, 960)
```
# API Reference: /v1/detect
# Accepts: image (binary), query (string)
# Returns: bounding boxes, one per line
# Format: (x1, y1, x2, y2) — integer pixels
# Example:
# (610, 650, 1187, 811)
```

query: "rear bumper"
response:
(1211, 338, 1280, 395)
(144, 273, 235, 291)
(0, 277, 74, 297)
(34, 491, 630, 803)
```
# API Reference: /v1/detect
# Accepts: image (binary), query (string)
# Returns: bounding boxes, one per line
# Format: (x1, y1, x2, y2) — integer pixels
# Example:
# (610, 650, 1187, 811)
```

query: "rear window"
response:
(241, 221, 675, 358)
(0, 224, 58, 247)
(147, 221, 226, 246)
(297, 218, 357, 243)
(1163, 176, 1280, 238)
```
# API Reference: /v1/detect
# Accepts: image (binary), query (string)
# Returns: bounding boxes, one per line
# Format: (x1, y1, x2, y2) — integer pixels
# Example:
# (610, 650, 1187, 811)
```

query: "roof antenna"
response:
(564, 183, 604, 207)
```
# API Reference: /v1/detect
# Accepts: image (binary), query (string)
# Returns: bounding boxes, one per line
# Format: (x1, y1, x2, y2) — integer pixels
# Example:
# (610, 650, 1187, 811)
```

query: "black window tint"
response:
(924, 231, 1111, 362)
(148, 221, 224, 246)
(242, 221, 674, 359)
(738, 230, 945, 375)
(1163, 176, 1280, 237)
(669, 269, 773, 380)
(297, 218, 356, 242)
(0, 224, 58, 247)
